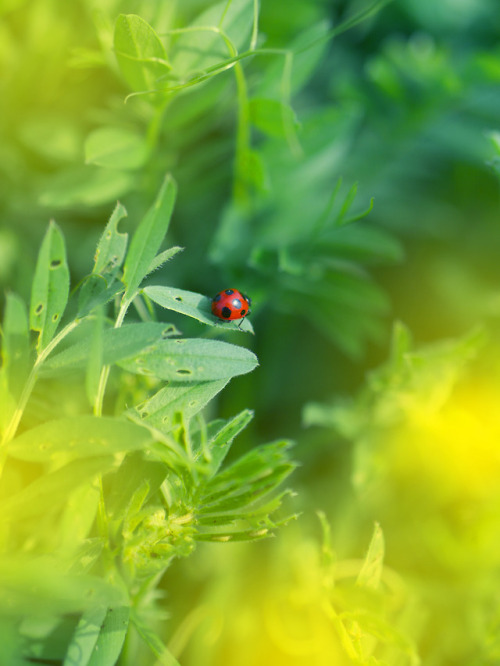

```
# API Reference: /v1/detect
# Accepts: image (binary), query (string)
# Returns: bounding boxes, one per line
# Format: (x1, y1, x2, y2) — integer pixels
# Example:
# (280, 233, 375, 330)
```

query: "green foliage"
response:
(114, 14, 171, 94)
(304, 324, 500, 664)
(30, 221, 70, 352)
(0, 0, 401, 357)
(0, 181, 295, 664)
(3, 0, 500, 663)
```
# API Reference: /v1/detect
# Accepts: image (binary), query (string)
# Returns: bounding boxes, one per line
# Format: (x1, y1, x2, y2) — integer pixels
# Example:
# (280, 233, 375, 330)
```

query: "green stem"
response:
(93, 296, 132, 417)
(233, 59, 251, 204)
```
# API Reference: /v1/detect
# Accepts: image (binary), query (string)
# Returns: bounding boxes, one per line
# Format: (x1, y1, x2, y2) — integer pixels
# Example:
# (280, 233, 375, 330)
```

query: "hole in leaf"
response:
(161, 326, 176, 338)
(189, 401, 198, 407)
(52, 313, 59, 322)
(106, 231, 112, 239)
(50, 259, 62, 268)
(175, 297, 182, 302)
(162, 416, 169, 423)
(35, 304, 43, 314)
(140, 411, 149, 419)
(176, 369, 192, 376)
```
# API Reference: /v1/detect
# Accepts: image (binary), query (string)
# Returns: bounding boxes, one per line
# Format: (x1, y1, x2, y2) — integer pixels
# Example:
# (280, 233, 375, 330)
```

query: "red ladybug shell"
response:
(211, 288, 252, 321)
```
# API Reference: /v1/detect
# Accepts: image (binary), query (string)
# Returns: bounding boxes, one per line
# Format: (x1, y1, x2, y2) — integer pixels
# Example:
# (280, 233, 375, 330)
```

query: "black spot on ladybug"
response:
(232, 298, 242, 309)
(213, 293, 221, 302)
(224, 289, 234, 295)
(221, 306, 232, 318)
(241, 309, 246, 316)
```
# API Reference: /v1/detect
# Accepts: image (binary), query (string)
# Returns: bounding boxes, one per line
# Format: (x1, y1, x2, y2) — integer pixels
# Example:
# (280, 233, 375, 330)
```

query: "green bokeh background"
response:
(2, 0, 500, 663)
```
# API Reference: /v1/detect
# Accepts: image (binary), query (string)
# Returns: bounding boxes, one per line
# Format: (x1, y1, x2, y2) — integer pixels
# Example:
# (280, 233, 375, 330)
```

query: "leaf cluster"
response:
(0, 178, 295, 664)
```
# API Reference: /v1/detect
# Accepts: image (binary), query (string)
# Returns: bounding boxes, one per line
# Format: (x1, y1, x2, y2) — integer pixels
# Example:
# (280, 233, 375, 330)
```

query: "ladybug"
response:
(211, 288, 252, 324)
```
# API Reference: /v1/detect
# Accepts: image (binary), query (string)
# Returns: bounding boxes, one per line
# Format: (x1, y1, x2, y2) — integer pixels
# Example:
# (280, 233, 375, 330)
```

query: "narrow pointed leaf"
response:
(122, 175, 177, 299)
(357, 522, 385, 590)
(30, 221, 70, 352)
(77, 280, 124, 318)
(205, 410, 254, 476)
(131, 611, 181, 666)
(7, 415, 152, 462)
(2, 292, 29, 365)
(145, 246, 184, 277)
(0, 456, 116, 522)
(118, 338, 258, 381)
(131, 379, 229, 433)
(93, 201, 128, 277)
(86, 607, 130, 666)
(1, 292, 30, 399)
(143, 285, 254, 333)
(63, 606, 108, 666)
(43, 322, 178, 375)
(0, 558, 125, 616)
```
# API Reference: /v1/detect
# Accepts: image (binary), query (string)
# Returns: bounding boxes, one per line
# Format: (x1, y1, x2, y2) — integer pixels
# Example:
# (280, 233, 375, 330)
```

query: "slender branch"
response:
(93, 295, 132, 417)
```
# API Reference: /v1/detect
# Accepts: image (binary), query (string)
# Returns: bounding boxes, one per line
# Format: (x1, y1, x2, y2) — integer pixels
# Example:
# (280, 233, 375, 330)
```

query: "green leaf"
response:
(85, 126, 149, 170)
(118, 338, 258, 381)
(58, 483, 101, 554)
(77, 278, 124, 319)
(202, 440, 294, 496)
(39, 166, 135, 209)
(0, 368, 16, 435)
(0, 557, 126, 617)
(143, 285, 254, 333)
(194, 527, 272, 542)
(43, 322, 178, 375)
(1, 292, 30, 398)
(201, 462, 295, 513)
(93, 201, 128, 278)
(145, 246, 184, 277)
(122, 174, 177, 299)
(196, 489, 292, 526)
(170, 0, 254, 78)
(114, 14, 171, 92)
(249, 98, 299, 138)
(203, 410, 254, 476)
(86, 607, 130, 666)
(132, 379, 229, 433)
(105, 453, 167, 521)
(7, 415, 152, 462)
(0, 456, 115, 522)
(1, 292, 29, 365)
(30, 221, 70, 352)
(63, 606, 108, 666)
(356, 523, 385, 590)
(131, 610, 181, 666)
(199, 465, 294, 514)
